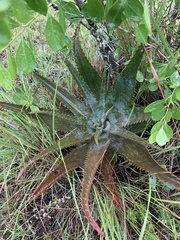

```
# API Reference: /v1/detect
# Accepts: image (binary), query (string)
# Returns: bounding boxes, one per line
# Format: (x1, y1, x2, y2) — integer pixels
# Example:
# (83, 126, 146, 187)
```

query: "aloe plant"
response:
(1, 29, 180, 237)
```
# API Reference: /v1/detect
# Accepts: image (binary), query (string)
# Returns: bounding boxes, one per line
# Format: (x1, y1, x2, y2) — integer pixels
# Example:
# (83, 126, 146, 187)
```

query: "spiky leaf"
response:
(81, 139, 110, 237)
(106, 47, 143, 110)
(74, 27, 102, 100)
(34, 144, 88, 198)
(33, 71, 87, 117)
(118, 138, 180, 189)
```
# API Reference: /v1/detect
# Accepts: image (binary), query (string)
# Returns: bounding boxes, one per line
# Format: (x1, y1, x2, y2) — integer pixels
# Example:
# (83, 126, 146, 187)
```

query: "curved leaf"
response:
(82, 0, 104, 23)
(118, 138, 180, 189)
(81, 139, 110, 237)
(11, 0, 33, 23)
(105, 0, 125, 28)
(17, 130, 93, 180)
(25, 0, 47, 15)
(101, 151, 123, 207)
(33, 71, 88, 117)
(34, 144, 88, 198)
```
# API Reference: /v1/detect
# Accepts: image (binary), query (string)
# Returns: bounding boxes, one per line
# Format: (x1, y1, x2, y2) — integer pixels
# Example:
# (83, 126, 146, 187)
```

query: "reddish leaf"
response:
(118, 138, 180, 189)
(81, 139, 110, 237)
(34, 144, 88, 198)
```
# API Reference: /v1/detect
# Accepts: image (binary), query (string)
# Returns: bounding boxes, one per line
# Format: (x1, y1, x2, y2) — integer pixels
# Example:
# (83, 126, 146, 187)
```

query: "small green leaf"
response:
(16, 40, 36, 73)
(0, 18, 11, 48)
(149, 121, 162, 144)
(106, 0, 125, 28)
(25, 0, 48, 15)
(61, 1, 82, 23)
(165, 110, 172, 123)
(144, 100, 166, 121)
(45, 15, 65, 51)
(30, 105, 39, 112)
(82, 0, 104, 23)
(170, 71, 180, 87)
(136, 70, 144, 82)
(11, 0, 33, 23)
(156, 122, 173, 146)
(0, 0, 10, 11)
(172, 104, 180, 120)
(123, 0, 143, 22)
(7, 51, 17, 79)
(173, 86, 180, 101)
(135, 24, 149, 44)
(0, 64, 12, 90)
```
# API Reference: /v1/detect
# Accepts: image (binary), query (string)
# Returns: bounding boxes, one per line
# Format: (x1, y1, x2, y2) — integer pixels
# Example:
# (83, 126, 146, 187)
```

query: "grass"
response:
(0, 0, 180, 239)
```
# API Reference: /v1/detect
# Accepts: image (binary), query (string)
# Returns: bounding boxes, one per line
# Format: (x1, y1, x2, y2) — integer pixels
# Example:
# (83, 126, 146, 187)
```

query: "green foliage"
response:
(45, 14, 65, 51)
(0, 1, 180, 238)
(1, 31, 180, 237)
(16, 40, 36, 73)
(0, 64, 12, 90)
(144, 52, 180, 146)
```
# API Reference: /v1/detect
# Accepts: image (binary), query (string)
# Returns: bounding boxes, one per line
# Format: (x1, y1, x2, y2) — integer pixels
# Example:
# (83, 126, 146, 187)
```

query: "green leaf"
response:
(0, 0, 10, 11)
(107, 46, 143, 110)
(123, 0, 143, 22)
(170, 71, 180, 87)
(149, 121, 162, 144)
(65, 60, 98, 114)
(135, 24, 149, 44)
(33, 72, 88, 117)
(11, 0, 33, 23)
(136, 70, 144, 82)
(7, 51, 17, 79)
(8, 17, 20, 29)
(143, 0, 151, 35)
(13, 88, 27, 105)
(61, 1, 82, 23)
(0, 64, 12, 90)
(58, 2, 66, 32)
(155, 122, 173, 146)
(106, 0, 125, 28)
(172, 104, 180, 120)
(16, 40, 36, 73)
(73, 29, 102, 100)
(25, 0, 47, 15)
(0, 18, 11, 49)
(173, 86, 180, 101)
(82, 0, 104, 23)
(45, 15, 65, 51)
(144, 100, 166, 121)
